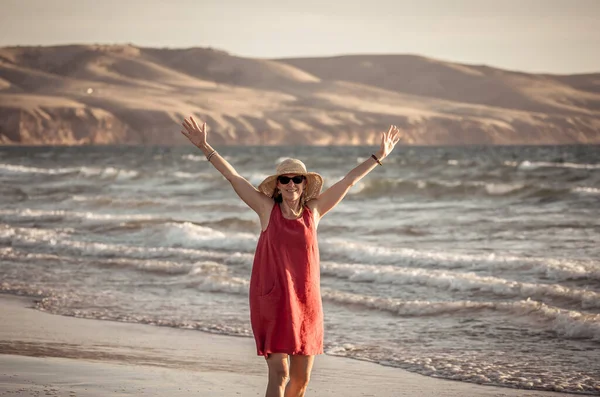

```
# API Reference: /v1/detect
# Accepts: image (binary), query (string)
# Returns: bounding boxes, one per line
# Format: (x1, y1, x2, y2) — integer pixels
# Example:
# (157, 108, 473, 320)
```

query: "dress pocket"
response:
(260, 283, 277, 298)
(258, 284, 281, 321)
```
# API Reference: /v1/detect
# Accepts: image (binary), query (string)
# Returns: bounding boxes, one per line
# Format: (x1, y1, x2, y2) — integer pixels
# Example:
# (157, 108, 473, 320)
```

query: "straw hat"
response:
(258, 158, 324, 201)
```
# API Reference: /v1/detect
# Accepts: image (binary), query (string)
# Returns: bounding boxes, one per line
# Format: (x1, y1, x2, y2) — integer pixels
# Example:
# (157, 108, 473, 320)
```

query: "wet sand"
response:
(0, 294, 581, 396)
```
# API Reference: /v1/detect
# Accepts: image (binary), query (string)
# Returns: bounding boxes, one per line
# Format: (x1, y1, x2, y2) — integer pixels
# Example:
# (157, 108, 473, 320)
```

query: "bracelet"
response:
(371, 154, 383, 166)
(206, 150, 217, 162)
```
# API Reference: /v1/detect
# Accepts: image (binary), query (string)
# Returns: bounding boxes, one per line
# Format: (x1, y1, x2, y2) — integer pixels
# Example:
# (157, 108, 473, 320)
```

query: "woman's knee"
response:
(288, 372, 310, 389)
(269, 366, 289, 383)
(267, 354, 289, 384)
(287, 355, 314, 390)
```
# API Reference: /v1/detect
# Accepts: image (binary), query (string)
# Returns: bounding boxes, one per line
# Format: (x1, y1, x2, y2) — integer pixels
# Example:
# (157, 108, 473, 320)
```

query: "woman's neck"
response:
(280, 199, 303, 218)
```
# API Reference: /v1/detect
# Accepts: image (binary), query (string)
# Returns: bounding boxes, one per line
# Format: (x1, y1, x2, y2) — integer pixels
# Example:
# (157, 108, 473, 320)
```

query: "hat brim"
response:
(258, 172, 323, 201)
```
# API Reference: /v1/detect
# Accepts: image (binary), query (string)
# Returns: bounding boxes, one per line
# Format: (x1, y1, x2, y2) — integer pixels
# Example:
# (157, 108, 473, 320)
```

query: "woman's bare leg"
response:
(265, 353, 289, 397)
(284, 355, 314, 397)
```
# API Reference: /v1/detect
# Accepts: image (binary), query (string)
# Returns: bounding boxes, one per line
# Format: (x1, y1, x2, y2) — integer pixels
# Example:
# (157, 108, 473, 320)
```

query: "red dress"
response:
(249, 203, 324, 357)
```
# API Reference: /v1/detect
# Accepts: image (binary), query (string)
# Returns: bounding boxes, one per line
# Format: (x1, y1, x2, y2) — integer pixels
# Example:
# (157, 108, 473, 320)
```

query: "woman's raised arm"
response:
(180, 116, 272, 217)
(311, 125, 401, 218)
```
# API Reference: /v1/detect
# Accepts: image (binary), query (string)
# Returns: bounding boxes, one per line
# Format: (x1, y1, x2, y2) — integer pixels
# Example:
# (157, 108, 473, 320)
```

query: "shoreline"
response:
(0, 293, 585, 396)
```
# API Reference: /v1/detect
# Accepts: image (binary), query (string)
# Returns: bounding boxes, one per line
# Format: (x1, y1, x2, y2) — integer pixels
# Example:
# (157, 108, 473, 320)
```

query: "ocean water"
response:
(1, 145, 599, 394)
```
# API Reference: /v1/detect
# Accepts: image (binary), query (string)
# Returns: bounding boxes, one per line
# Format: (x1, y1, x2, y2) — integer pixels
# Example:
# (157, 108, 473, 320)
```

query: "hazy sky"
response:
(1, 0, 599, 74)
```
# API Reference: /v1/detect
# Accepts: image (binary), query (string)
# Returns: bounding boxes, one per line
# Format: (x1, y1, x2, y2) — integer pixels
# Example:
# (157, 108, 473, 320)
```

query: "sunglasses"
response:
(277, 175, 305, 184)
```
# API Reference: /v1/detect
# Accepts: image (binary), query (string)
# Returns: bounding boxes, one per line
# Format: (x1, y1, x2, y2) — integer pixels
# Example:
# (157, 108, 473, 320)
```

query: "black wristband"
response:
(371, 154, 383, 166)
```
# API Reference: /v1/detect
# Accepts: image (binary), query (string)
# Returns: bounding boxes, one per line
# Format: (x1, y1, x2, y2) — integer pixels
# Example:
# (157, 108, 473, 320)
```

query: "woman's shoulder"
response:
(304, 200, 321, 230)
(304, 200, 321, 226)
(259, 201, 277, 232)
(305, 199, 317, 212)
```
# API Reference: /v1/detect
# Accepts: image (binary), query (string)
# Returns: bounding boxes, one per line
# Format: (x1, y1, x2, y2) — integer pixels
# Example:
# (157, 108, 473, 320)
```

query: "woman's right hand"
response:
(181, 116, 207, 148)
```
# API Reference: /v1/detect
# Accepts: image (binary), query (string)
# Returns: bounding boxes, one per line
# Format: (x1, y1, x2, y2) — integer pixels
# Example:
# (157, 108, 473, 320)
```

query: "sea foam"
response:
(321, 261, 600, 309)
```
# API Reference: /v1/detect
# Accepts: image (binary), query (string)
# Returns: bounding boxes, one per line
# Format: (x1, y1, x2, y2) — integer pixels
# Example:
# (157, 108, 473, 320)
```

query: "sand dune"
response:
(0, 44, 598, 145)
(281, 55, 600, 115)
(143, 47, 321, 89)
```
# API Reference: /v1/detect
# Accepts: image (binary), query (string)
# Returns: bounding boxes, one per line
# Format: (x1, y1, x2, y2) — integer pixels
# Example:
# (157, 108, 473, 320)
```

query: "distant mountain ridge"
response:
(0, 44, 598, 145)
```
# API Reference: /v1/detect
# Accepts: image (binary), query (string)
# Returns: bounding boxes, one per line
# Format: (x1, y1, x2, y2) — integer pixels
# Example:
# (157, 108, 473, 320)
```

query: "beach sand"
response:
(0, 294, 580, 396)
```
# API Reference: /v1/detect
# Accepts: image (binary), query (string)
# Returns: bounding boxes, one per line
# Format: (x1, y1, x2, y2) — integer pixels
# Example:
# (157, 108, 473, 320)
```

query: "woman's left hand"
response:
(377, 125, 402, 160)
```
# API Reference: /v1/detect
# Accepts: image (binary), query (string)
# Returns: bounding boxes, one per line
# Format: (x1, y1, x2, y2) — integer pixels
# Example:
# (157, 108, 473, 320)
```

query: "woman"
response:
(181, 116, 401, 397)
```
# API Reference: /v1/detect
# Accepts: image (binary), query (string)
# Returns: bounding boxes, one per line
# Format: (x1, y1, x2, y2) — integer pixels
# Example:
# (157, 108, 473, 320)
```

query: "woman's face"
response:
(277, 174, 305, 201)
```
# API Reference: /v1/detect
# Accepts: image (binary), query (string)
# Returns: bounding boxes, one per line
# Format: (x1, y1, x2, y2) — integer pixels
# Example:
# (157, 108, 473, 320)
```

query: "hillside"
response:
(0, 44, 598, 145)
